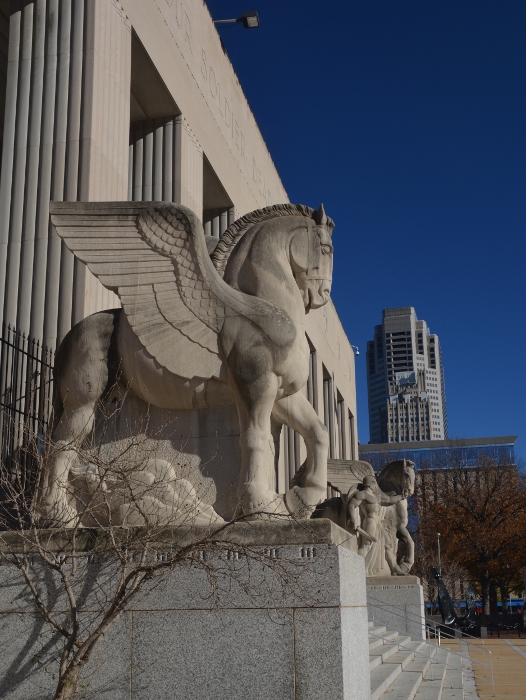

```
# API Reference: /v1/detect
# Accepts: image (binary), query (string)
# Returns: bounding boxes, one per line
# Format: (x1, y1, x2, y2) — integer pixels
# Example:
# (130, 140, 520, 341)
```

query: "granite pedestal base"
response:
(366, 575, 425, 640)
(0, 520, 371, 700)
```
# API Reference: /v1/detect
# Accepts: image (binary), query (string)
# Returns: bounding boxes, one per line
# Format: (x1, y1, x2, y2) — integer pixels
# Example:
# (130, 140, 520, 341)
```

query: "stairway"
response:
(369, 622, 466, 699)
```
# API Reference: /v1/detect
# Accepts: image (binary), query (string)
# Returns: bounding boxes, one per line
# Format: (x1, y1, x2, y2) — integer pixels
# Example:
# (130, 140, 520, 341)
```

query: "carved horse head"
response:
(377, 459, 415, 497)
(289, 204, 334, 311)
(210, 203, 335, 312)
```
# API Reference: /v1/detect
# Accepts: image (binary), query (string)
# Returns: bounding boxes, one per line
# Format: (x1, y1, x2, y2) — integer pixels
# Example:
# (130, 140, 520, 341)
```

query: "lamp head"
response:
(239, 11, 260, 28)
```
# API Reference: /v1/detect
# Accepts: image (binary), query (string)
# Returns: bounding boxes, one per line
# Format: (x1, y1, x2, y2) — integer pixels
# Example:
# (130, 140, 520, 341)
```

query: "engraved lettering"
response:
(184, 11, 192, 52)
(201, 49, 207, 80)
(175, 0, 183, 28)
(234, 120, 241, 151)
(209, 66, 217, 98)
(218, 83, 224, 117)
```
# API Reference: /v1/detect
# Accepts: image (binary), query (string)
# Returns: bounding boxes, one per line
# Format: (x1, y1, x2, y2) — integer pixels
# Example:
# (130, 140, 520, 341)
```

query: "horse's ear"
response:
(314, 203, 327, 226)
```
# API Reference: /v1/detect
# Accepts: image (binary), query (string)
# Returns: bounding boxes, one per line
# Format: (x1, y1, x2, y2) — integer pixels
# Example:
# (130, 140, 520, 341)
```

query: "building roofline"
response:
(359, 436, 518, 452)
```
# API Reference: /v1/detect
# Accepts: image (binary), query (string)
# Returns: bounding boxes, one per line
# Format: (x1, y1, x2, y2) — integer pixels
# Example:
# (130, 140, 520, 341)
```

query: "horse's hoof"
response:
(241, 491, 289, 520)
(33, 501, 77, 528)
(284, 486, 321, 519)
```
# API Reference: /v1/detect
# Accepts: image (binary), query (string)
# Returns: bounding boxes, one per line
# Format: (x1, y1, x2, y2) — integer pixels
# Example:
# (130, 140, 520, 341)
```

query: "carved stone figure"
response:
(347, 474, 405, 559)
(71, 457, 225, 528)
(373, 459, 415, 576)
(35, 202, 334, 526)
(314, 459, 415, 576)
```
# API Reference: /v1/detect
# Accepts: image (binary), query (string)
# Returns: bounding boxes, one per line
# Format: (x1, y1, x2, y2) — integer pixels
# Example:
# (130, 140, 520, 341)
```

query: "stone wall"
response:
(0, 520, 370, 700)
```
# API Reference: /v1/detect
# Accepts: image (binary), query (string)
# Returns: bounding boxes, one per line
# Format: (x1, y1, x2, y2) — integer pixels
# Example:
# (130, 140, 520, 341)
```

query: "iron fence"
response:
(0, 322, 55, 475)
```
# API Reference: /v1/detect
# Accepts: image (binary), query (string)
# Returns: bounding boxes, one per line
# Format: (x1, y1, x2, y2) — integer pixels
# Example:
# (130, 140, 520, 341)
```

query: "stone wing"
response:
(327, 459, 375, 493)
(50, 202, 231, 380)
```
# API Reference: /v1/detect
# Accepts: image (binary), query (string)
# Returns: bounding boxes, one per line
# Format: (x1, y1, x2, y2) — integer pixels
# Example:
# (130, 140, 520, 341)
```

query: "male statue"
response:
(347, 475, 406, 559)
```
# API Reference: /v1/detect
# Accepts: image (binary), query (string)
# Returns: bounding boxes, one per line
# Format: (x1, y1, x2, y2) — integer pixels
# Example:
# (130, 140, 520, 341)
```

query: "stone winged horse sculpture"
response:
(36, 202, 334, 526)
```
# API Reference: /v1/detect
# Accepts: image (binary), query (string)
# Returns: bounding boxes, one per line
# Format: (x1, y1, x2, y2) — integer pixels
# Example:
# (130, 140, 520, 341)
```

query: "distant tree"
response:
(414, 452, 526, 614)
(411, 529, 470, 612)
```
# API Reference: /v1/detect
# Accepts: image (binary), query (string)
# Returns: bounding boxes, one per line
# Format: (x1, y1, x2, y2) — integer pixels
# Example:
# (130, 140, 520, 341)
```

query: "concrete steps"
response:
(369, 625, 467, 700)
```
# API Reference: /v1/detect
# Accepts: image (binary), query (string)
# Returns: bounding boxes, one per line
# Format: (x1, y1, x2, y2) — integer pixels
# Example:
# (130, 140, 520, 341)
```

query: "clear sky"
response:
(207, 1, 526, 462)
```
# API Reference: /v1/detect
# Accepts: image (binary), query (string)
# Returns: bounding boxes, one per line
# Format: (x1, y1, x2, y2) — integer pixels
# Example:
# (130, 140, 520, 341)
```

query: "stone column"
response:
(74, 0, 131, 324)
(0, 4, 20, 325)
(129, 116, 179, 203)
(0, 0, 130, 348)
(162, 118, 174, 202)
(174, 115, 203, 218)
(1, 1, 35, 332)
(30, 0, 59, 342)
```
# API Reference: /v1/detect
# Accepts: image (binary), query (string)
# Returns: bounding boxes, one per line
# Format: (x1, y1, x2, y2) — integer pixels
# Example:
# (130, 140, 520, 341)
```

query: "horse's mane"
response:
(210, 203, 334, 277)
(377, 459, 415, 491)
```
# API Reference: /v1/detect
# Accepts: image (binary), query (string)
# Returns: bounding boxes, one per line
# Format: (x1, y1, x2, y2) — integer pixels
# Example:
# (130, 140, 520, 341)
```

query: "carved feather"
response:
(49, 201, 290, 381)
(347, 460, 375, 482)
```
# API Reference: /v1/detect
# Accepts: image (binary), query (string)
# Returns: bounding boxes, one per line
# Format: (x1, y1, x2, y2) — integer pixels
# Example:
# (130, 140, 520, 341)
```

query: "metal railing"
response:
(0, 323, 55, 476)
(368, 595, 495, 696)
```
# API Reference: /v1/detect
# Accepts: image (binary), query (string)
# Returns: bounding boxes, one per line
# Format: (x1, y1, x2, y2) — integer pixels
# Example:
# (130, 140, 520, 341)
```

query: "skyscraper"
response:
(366, 307, 448, 444)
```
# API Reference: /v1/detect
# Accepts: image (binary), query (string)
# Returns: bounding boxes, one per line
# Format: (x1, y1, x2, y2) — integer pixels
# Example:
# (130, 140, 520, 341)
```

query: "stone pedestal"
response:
(366, 575, 425, 640)
(0, 520, 371, 700)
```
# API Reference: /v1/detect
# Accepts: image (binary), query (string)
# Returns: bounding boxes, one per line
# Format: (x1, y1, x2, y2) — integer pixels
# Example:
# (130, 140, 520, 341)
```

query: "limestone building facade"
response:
(0, 0, 358, 489)
(366, 307, 447, 444)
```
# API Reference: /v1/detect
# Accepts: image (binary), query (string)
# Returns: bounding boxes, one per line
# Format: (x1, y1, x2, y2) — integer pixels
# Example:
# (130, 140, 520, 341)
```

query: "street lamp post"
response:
(214, 11, 260, 29)
(437, 532, 441, 576)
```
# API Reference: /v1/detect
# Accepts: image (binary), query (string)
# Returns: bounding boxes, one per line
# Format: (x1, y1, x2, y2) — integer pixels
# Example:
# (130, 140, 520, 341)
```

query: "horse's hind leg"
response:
(35, 311, 117, 526)
(272, 391, 329, 516)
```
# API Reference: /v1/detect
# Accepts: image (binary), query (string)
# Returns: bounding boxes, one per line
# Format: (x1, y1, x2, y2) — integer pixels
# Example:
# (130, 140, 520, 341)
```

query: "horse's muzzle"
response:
(302, 278, 332, 311)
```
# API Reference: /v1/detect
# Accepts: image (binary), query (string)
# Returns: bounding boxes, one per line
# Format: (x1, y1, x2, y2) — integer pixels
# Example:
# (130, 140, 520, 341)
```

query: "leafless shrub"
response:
(0, 395, 324, 700)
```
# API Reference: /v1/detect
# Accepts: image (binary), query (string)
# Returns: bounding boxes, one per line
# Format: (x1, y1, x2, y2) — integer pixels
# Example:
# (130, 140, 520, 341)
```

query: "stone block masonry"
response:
(0, 520, 371, 700)
(367, 575, 426, 641)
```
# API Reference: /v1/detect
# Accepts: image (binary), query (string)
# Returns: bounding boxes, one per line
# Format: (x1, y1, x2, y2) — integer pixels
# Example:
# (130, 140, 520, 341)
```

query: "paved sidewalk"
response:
(459, 638, 526, 699)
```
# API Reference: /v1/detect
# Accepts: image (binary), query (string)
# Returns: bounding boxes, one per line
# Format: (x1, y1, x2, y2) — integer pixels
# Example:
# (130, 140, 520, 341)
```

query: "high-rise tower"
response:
(366, 307, 448, 444)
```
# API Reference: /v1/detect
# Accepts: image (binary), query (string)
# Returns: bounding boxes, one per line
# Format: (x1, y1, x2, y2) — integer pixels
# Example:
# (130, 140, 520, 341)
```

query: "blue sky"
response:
(207, 1, 526, 461)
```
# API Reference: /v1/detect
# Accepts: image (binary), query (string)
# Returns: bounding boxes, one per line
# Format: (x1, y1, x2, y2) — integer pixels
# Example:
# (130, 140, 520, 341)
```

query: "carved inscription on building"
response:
(155, 0, 274, 206)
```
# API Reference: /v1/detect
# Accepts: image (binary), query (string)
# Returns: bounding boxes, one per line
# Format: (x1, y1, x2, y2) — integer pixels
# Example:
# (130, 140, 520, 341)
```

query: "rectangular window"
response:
(348, 409, 356, 459)
(323, 367, 334, 459)
(306, 337, 318, 412)
(336, 393, 346, 459)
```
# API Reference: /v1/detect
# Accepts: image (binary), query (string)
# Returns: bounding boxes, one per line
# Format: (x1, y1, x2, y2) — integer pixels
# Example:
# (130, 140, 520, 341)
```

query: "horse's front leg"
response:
(397, 525, 415, 572)
(272, 391, 329, 517)
(394, 501, 414, 571)
(229, 372, 289, 518)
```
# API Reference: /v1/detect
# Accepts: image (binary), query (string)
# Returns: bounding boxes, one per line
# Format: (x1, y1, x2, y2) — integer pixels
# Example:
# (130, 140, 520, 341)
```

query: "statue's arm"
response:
(379, 491, 404, 506)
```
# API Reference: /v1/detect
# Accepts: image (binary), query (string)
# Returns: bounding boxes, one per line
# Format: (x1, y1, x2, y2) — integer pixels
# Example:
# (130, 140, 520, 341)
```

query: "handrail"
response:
(368, 627, 495, 695)
(367, 592, 484, 645)
(368, 598, 495, 696)
(368, 594, 490, 677)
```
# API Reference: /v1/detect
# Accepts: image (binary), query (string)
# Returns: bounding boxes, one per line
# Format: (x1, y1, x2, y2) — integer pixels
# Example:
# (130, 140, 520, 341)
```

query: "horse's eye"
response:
(321, 244, 333, 255)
